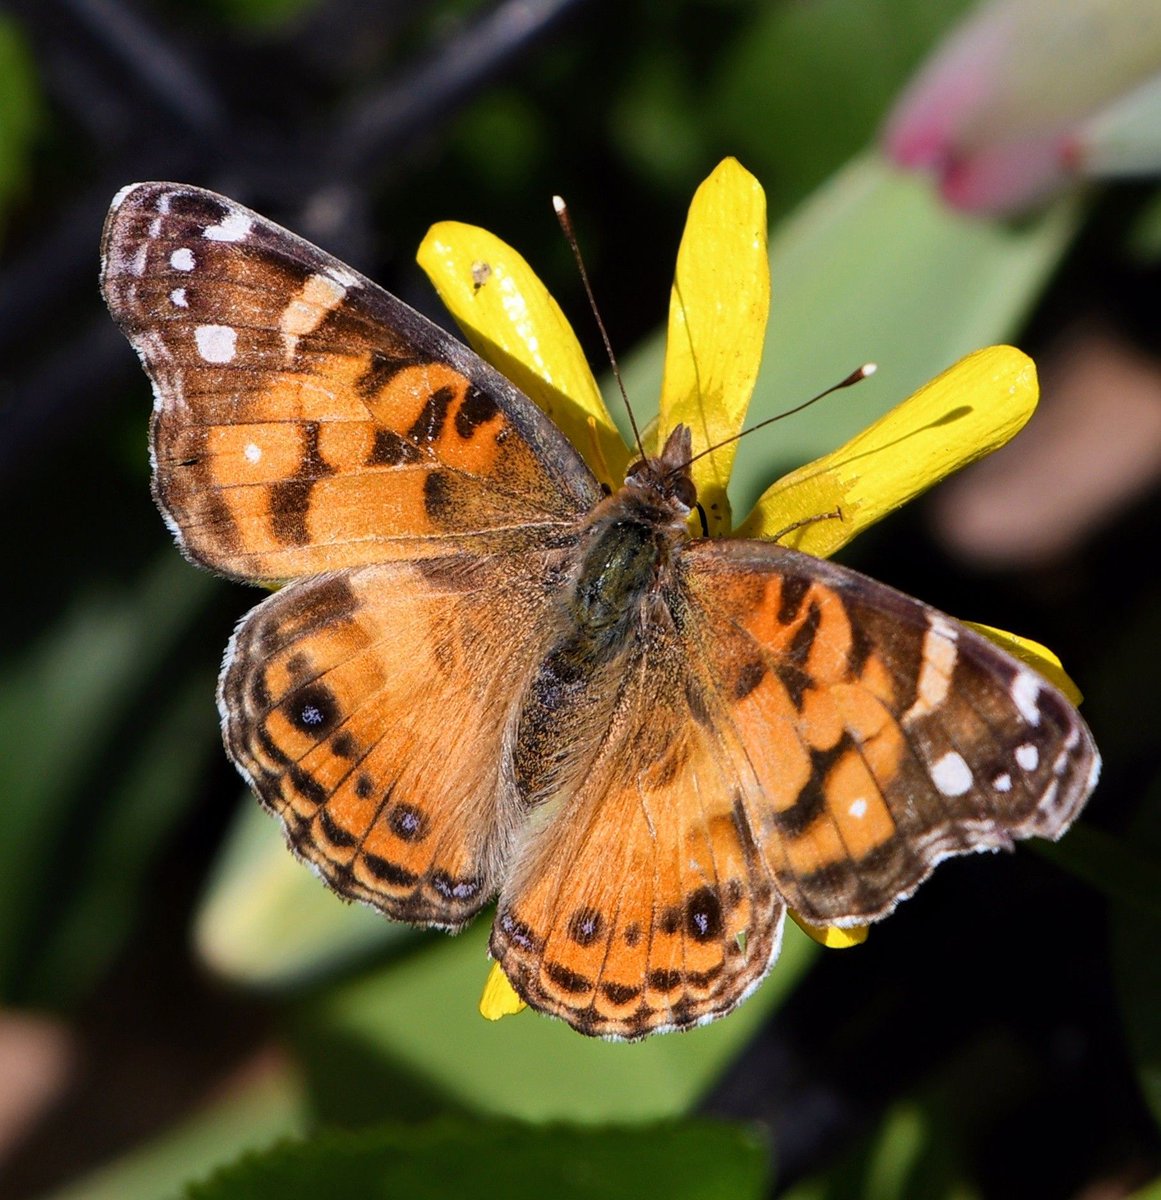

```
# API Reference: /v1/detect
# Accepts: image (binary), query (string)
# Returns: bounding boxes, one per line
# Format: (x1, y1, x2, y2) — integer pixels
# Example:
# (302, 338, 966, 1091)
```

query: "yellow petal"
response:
(479, 961, 527, 1021)
(418, 221, 630, 490)
(964, 622, 1083, 705)
(790, 911, 869, 949)
(659, 158, 770, 536)
(735, 346, 1038, 557)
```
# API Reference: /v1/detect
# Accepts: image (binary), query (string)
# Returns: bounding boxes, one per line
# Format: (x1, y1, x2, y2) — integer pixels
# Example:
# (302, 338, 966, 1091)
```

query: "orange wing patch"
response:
(220, 552, 562, 930)
(493, 639, 786, 1040)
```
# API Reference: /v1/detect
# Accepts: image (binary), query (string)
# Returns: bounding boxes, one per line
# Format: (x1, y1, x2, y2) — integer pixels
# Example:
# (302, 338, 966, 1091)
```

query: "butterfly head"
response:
(622, 424, 697, 520)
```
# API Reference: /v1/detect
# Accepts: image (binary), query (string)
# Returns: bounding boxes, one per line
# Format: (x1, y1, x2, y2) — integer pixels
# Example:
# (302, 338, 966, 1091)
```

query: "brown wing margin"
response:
(100, 182, 601, 582)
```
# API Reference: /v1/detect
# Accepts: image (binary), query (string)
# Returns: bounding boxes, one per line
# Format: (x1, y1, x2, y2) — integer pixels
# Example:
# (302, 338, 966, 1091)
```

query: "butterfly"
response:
(100, 182, 1100, 1040)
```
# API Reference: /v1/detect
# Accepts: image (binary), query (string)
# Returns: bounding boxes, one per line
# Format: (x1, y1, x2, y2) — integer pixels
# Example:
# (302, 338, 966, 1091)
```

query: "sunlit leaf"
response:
(195, 797, 412, 989)
(184, 1118, 769, 1200)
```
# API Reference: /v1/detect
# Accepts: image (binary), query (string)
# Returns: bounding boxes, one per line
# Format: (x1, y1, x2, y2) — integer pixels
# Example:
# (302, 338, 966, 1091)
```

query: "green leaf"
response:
(184, 1118, 769, 1200)
(618, 152, 1081, 519)
(195, 796, 414, 989)
(710, 0, 974, 214)
(294, 920, 818, 1125)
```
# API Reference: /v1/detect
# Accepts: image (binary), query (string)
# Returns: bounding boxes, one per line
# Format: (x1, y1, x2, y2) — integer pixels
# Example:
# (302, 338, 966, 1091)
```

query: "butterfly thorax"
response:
(571, 424, 696, 626)
(512, 427, 696, 807)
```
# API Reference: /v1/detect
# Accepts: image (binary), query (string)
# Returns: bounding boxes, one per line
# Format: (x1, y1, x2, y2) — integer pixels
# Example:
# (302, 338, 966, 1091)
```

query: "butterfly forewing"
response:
(678, 540, 1100, 927)
(100, 183, 599, 584)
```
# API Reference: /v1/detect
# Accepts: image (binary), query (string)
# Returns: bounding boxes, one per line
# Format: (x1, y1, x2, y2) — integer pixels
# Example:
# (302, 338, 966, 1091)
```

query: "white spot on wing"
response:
(932, 751, 972, 797)
(171, 247, 195, 271)
(195, 324, 237, 363)
(280, 271, 348, 362)
(848, 797, 868, 819)
(148, 216, 162, 238)
(1011, 671, 1042, 726)
(157, 192, 172, 214)
(131, 244, 149, 277)
(203, 210, 252, 243)
(904, 614, 958, 725)
(244, 442, 262, 463)
(170, 287, 188, 308)
(993, 773, 1012, 792)
(1015, 743, 1039, 771)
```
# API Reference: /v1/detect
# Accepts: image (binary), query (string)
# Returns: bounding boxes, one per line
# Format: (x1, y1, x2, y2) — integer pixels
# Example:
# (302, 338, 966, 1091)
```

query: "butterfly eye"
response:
(672, 474, 697, 511)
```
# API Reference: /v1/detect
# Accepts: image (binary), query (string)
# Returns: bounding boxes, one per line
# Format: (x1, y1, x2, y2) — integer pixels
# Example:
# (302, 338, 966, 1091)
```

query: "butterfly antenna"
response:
(677, 363, 878, 473)
(553, 195, 646, 461)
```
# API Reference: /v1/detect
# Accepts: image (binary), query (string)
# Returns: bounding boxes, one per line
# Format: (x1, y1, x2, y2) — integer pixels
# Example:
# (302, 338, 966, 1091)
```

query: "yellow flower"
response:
(417, 158, 1079, 1023)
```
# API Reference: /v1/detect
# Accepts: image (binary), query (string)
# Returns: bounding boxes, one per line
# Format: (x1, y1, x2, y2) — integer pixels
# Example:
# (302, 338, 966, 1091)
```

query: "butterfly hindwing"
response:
(492, 627, 787, 1040)
(100, 183, 599, 584)
(678, 539, 1100, 927)
(219, 550, 564, 929)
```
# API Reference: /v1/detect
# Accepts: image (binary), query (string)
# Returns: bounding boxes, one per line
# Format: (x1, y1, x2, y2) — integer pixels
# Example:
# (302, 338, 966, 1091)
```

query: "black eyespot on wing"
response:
(685, 886, 723, 942)
(423, 470, 453, 520)
(568, 907, 604, 946)
(387, 802, 428, 842)
(778, 576, 810, 624)
(331, 732, 357, 758)
(545, 962, 593, 994)
(367, 427, 422, 466)
(659, 906, 682, 935)
(733, 657, 766, 700)
(288, 683, 340, 735)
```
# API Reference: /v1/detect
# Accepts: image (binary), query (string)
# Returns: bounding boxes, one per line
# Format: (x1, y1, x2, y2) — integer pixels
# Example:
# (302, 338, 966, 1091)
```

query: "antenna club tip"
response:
(861, 362, 878, 377)
(552, 195, 567, 214)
